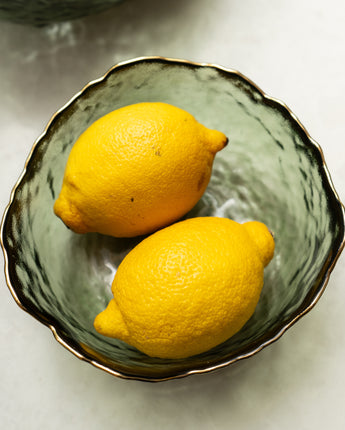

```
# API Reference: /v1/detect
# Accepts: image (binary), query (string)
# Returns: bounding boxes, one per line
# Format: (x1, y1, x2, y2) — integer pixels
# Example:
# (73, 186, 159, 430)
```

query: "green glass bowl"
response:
(1, 57, 344, 381)
(0, 0, 122, 26)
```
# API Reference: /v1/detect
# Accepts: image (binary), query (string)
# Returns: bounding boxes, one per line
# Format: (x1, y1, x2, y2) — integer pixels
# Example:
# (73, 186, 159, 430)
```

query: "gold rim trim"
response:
(1, 56, 345, 382)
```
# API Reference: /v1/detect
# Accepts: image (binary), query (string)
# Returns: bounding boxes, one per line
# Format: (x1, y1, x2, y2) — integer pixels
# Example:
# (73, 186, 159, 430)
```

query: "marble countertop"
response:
(1, 1, 345, 428)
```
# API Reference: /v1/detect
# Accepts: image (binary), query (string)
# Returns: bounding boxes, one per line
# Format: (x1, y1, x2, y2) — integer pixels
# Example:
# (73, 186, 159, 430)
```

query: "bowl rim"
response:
(1, 55, 345, 382)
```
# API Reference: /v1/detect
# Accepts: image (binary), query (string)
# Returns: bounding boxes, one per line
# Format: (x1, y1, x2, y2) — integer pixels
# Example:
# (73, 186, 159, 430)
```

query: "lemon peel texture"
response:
(54, 102, 228, 237)
(94, 217, 275, 359)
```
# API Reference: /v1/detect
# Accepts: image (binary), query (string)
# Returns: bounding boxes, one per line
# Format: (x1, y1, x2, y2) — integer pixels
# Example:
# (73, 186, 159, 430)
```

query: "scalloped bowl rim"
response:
(1, 56, 345, 382)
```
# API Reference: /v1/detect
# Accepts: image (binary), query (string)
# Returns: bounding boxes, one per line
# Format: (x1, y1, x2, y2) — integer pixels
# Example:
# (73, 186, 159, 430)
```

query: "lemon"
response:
(94, 217, 275, 359)
(54, 102, 227, 238)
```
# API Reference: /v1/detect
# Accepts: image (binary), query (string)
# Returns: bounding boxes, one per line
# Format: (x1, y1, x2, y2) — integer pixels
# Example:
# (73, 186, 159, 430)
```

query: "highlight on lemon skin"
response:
(53, 102, 228, 238)
(94, 217, 275, 359)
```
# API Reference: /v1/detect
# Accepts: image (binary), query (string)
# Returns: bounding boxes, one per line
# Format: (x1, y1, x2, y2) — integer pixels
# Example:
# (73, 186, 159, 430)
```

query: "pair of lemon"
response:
(54, 102, 274, 359)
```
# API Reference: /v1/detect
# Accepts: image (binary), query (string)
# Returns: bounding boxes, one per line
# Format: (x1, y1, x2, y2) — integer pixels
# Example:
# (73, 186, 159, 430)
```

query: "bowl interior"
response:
(2, 58, 344, 380)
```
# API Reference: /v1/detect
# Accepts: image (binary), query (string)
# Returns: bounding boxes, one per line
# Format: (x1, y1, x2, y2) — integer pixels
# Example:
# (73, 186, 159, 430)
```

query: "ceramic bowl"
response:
(1, 57, 344, 381)
(0, 0, 122, 26)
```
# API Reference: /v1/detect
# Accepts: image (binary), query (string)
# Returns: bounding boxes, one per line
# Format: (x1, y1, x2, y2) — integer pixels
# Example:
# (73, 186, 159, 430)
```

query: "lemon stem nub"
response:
(94, 299, 130, 341)
(204, 128, 228, 154)
(243, 221, 275, 267)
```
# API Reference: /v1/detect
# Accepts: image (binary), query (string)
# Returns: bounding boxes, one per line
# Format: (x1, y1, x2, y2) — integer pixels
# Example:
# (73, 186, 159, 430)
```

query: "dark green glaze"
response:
(0, 0, 122, 26)
(1, 57, 344, 381)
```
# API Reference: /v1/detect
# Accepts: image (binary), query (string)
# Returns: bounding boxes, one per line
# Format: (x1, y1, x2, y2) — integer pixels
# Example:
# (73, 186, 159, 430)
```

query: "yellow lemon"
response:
(94, 217, 275, 359)
(54, 102, 227, 237)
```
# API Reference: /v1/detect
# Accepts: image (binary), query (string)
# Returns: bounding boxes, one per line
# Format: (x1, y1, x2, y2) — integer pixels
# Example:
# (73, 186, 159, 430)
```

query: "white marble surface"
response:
(1, 0, 345, 428)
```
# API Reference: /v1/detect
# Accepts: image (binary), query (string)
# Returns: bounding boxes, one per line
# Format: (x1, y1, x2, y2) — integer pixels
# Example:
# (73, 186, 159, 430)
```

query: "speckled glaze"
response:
(1, 57, 344, 381)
